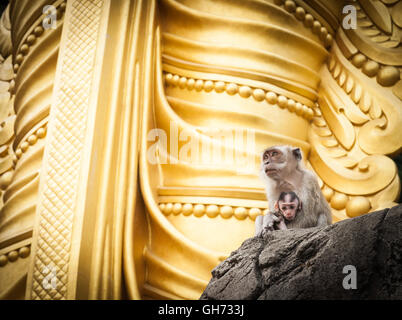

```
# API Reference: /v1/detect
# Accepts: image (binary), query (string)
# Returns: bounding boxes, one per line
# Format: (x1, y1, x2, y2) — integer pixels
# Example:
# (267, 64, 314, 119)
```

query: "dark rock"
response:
(200, 204, 402, 300)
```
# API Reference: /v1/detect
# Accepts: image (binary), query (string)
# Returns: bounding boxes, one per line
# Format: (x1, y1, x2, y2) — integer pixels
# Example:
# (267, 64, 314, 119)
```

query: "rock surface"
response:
(200, 204, 402, 300)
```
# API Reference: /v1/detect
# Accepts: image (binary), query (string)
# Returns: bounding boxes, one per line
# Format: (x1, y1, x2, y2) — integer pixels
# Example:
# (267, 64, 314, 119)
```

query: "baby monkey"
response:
(269, 191, 302, 231)
(255, 191, 302, 235)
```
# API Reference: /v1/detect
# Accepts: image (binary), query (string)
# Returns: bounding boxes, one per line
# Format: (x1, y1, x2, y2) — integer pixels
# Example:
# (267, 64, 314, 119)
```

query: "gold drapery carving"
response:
(0, 0, 65, 299)
(0, 0, 400, 300)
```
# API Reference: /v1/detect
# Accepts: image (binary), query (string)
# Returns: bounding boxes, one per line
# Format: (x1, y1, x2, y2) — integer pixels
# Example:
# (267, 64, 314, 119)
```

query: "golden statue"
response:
(0, 0, 400, 299)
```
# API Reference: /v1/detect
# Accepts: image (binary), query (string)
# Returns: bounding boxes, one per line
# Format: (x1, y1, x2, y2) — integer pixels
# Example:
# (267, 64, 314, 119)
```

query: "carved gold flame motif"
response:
(0, 0, 400, 300)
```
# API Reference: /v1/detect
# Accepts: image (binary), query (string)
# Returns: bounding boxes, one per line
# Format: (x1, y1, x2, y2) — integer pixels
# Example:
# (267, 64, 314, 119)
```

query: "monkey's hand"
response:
(262, 212, 281, 233)
(277, 218, 288, 230)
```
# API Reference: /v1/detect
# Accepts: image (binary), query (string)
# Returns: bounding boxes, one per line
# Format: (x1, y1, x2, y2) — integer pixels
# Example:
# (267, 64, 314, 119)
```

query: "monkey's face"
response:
(261, 146, 302, 180)
(261, 147, 287, 178)
(277, 195, 300, 221)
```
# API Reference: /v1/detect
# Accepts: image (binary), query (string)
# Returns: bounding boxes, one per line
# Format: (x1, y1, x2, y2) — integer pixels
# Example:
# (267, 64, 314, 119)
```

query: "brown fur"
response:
(259, 145, 332, 230)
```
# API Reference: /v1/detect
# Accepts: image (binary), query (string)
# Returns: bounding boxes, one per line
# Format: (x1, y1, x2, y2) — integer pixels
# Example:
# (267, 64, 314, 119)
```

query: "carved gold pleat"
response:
(1, 1, 64, 249)
(0, 0, 400, 301)
(0, 0, 65, 299)
(310, 35, 401, 221)
(163, 72, 315, 120)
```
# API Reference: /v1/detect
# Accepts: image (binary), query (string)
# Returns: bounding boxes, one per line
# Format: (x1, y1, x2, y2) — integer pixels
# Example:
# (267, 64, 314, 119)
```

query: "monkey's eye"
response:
(271, 151, 278, 156)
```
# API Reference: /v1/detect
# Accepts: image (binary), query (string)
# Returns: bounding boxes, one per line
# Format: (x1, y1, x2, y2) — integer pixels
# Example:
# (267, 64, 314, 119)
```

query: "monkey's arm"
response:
(262, 212, 280, 233)
(317, 212, 330, 227)
(305, 171, 332, 226)
(276, 216, 288, 230)
(255, 215, 264, 236)
(317, 187, 332, 226)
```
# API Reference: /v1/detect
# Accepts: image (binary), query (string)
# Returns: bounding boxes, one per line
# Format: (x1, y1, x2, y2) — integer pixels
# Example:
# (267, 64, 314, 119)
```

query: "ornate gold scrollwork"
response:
(0, 0, 400, 301)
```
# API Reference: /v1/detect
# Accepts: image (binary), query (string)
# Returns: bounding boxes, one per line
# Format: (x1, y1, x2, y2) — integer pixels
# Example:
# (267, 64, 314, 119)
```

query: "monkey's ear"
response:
(292, 148, 302, 160)
(298, 200, 303, 211)
(274, 201, 279, 211)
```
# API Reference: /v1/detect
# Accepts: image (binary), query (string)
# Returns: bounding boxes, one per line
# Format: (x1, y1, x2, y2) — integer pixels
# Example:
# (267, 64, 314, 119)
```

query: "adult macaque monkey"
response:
(255, 145, 331, 236)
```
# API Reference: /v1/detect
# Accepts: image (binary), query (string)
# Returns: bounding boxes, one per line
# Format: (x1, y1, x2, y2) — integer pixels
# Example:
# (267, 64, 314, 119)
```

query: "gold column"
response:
(25, 0, 160, 300)
(0, 0, 65, 299)
(0, 0, 400, 300)
(25, 0, 111, 299)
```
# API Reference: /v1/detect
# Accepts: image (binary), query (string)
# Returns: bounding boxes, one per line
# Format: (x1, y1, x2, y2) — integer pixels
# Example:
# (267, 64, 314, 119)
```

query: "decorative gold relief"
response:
(0, 0, 66, 299)
(274, 0, 334, 48)
(309, 30, 401, 222)
(0, 5, 14, 211)
(0, 244, 30, 268)
(0, 0, 400, 301)
(0, 238, 31, 300)
(158, 201, 268, 221)
(26, 0, 106, 300)
(343, 1, 402, 67)
(164, 72, 315, 120)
